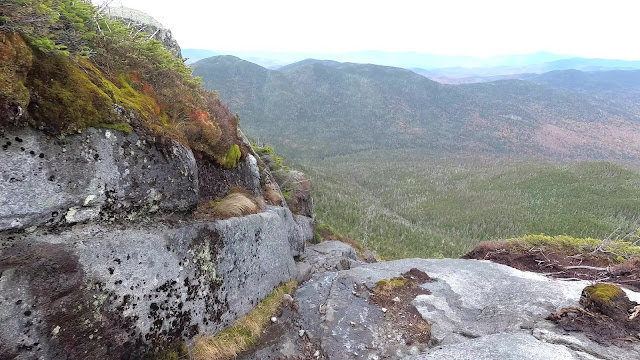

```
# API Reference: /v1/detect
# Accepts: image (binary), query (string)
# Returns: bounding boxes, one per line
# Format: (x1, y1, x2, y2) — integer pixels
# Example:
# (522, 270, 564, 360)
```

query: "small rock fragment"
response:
(299, 329, 305, 337)
(349, 321, 356, 326)
(392, 297, 401, 302)
(314, 350, 320, 357)
(381, 307, 388, 313)
(270, 317, 277, 323)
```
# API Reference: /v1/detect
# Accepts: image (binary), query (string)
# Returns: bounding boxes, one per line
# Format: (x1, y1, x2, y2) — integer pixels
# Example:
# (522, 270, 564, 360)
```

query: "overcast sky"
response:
(96, 0, 639, 59)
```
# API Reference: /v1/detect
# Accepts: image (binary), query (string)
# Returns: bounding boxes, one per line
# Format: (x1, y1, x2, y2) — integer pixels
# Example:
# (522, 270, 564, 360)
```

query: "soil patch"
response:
(370, 268, 434, 345)
(547, 283, 640, 346)
(464, 242, 640, 292)
(236, 300, 327, 360)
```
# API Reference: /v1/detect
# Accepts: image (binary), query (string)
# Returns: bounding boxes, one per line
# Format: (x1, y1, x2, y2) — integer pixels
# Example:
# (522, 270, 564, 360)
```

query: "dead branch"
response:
(565, 265, 610, 271)
(547, 307, 595, 321)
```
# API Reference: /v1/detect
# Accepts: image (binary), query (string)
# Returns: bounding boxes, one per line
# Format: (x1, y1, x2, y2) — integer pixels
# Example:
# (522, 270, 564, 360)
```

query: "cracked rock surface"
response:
(245, 257, 640, 359)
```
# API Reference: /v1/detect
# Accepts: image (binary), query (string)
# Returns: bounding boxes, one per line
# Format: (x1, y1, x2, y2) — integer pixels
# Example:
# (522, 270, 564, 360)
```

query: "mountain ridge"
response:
(192, 56, 640, 162)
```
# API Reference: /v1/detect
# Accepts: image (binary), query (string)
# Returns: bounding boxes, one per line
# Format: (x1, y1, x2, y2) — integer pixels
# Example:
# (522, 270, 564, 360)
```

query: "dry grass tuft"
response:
(193, 281, 297, 360)
(207, 192, 260, 219)
(263, 183, 283, 206)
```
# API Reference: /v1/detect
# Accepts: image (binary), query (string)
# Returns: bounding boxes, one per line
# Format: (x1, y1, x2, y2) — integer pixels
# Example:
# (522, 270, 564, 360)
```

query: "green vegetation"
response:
(194, 55, 640, 162)
(1, 0, 241, 165)
(145, 341, 189, 360)
(221, 144, 241, 169)
(300, 151, 640, 259)
(375, 277, 408, 297)
(507, 234, 640, 262)
(193, 281, 297, 360)
(582, 283, 624, 303)
(96, 122, 133, 135)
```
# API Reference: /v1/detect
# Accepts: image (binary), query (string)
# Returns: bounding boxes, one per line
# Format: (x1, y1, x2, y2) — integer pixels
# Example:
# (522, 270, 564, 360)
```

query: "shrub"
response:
(1, 0, 243, 165)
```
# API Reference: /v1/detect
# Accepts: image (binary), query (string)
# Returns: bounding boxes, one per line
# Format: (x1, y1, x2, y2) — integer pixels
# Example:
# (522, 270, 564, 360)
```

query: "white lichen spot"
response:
(84, 195, 96, 206)
(105, 130, 111, 139)
(65, 207, 78, 223)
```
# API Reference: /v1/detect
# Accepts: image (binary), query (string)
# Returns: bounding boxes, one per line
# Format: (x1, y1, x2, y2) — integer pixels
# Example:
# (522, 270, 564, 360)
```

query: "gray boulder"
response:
(0, 127, 198, 231)
(295, 241, 361, 282)
(0, 206, 312, 359)
(105, 7, 182, 58)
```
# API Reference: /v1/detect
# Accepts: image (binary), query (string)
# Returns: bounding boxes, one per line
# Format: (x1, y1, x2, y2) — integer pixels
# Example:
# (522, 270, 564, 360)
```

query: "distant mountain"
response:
(192, 56, 640, 162)
(185, 50, 574, 71)
(530, 69, 640, 94)
(414, 58, 640, 84)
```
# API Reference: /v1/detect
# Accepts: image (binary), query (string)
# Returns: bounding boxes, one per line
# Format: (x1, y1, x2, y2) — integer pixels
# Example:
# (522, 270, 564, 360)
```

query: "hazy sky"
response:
(97, 0, 639, 59)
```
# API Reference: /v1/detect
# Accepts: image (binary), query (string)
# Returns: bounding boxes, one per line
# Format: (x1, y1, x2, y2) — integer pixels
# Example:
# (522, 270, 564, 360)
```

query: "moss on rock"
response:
(375, 277, 409, 297)
(580, 283, 633, 319)
(221, 144, 241, 169)
(582, 283, 623, 304)
(0, 32, 33, 121)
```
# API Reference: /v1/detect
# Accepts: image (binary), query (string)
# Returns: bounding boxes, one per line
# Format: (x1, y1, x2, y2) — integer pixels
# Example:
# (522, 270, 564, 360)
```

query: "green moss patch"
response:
(96, 122, 133, 135)
(2, 0, 245, 164)
(221, 144, 241, 169)
(26, 52, 116, 133)
(506, 234, 640, 262)
(0, 32, 33, 120)
(582, 283, 624, 304)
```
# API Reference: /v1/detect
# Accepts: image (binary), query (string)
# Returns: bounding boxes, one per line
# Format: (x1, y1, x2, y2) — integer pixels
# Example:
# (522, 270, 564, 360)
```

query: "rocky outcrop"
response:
(0, 207, 309, 359)
(0, 125, 315, 359)
(105, 7, 182, 58)
(0, 127, 197, 232)
(275, 169, 314, 218)
(259, 153, 314, 217)
(295, 241, 361, 282)
(244, 256, 640, 360)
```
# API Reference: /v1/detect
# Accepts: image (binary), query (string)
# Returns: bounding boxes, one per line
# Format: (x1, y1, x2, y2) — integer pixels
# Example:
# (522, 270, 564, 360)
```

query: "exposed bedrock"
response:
(0, 207, 311, 359)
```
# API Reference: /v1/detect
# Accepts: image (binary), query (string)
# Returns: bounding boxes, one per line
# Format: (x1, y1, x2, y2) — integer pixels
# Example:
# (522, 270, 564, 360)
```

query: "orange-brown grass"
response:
(263, 184, 283, 206)
(206, 193, 260, 219)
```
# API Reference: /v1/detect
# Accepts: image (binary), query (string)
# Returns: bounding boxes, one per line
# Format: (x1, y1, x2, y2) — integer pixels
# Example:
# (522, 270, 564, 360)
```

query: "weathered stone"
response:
(244, 258, 640, 360)
(197, 152, 263, 202)
(273, 169, 314, 217)
(0, 127, 198, 231)
(105, 7, 182, 58)
(298, 240, 361, 275)
(0, 206, 311, 359)
(409, 332, 576, 360)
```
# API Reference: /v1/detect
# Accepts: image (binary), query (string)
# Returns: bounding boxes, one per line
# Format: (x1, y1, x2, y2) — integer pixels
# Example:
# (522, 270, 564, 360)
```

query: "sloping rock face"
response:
(106, 7, 182, 58)
(0, 127, 198, 231)
(246, 257, 640, 360)
(0, 208, 306, 359)
(0, 126, 315, 359)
